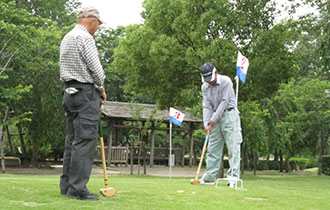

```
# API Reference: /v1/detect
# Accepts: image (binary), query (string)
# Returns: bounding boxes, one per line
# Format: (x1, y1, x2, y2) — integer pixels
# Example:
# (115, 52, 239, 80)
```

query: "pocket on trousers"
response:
(78, 114, 99, 140)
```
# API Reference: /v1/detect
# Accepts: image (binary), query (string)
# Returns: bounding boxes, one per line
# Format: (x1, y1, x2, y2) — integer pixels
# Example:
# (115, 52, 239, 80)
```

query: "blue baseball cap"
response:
(200, 62, 216, 83)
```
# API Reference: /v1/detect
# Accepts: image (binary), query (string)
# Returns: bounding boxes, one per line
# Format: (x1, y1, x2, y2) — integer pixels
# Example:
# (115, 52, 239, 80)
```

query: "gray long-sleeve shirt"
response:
(201, 75, 237, 127)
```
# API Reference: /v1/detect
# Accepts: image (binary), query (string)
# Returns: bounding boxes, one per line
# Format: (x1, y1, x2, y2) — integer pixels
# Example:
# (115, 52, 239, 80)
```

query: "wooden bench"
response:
(94, 146, 129, 166)
(95, 146, 185, 166)
(131, 147, 185, 166)
(0, 156, 21, 167)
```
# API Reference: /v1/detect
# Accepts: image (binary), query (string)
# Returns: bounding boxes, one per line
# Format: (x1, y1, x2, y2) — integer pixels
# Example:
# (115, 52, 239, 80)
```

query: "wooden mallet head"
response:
(190, 179, 200, 185)
(100, 188, 115, 197)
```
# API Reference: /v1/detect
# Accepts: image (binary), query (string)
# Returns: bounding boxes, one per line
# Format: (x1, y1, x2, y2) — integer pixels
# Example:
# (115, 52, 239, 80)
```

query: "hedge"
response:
(320, 155, 330, 176)
(289, 157, 318, 171)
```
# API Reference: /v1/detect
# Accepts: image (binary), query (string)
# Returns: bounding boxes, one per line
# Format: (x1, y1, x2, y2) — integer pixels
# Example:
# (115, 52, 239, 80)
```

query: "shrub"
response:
(289, 157, 309, 170)
(267, 160, 279, 170)
(257, 160, 269, 170)
(320, 155, 330, 176)
(306, 158, 318, 168)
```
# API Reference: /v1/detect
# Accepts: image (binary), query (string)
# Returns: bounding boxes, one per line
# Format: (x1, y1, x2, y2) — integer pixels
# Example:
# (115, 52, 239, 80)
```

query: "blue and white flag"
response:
(236, 51, 249, 83)
(169, 107, 185, 127)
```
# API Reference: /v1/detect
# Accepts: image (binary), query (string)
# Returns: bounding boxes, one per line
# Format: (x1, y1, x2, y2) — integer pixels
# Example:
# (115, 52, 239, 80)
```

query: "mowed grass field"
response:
(0, 169, 329, 210)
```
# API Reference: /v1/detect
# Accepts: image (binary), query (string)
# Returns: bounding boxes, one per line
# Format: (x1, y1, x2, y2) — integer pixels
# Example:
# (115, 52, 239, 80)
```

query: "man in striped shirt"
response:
(59, 7, 106, 200)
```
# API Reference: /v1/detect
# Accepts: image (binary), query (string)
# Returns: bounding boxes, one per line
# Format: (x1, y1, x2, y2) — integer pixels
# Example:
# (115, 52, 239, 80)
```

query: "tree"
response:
(239, 100, 269, 175)
(273, 78, 330, 171)
(13, 0, 80, 27)
(291, 0, 329, 80)
(239, 21, 298, 101)
(113, 0, 283, 109)
(0, 0, 75, 165)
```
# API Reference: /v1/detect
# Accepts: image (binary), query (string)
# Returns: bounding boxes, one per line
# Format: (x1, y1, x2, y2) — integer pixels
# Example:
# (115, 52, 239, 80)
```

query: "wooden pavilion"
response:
(100, 101, 203, 167)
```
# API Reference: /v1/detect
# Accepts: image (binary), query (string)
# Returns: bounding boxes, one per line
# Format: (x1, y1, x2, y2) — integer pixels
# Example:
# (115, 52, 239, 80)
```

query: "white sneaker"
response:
(200, 180, 215, 185)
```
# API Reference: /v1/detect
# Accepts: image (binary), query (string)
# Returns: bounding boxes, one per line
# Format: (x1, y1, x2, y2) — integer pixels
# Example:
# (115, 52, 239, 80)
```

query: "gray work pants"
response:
(60, 81, 100, 196)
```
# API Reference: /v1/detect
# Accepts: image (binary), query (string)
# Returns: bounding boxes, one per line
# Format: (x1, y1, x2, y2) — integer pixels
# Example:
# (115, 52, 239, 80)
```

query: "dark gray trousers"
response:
(60, 81, 100, 196)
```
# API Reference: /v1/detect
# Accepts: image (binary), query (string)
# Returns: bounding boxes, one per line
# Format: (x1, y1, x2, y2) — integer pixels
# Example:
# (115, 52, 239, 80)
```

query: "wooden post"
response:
(137, 130, 142, 174)
(107, 120, 113, 166)
(181, 148, 185, 167)
(130, 144, 134, 175)
(166, 123, 170, 165)
(114, 120, 118, 146)
(189, 123, 194, 167)
(150, 128, 155, 167)
(142, 133, 147, 175)
(125, 143, 129, 167)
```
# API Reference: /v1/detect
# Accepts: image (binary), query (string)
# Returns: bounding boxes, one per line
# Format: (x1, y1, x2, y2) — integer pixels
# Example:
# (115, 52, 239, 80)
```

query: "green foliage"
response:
(273, 78, 330, 158)
(266, 160, 280, 170)
(0, 0, 77, 165)
(241, 21, 298, 100)
(114, 0, 282, 109)
(320, 155, 330, 176)
(14, 0, 80, 27)
(240, 100, 270, 157)
(289, 157, 318, 170)
(95, 27, 137, 102)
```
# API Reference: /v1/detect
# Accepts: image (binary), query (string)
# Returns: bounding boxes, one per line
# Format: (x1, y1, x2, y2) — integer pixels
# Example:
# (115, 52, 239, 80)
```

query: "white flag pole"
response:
(235, 76, 239, 107)
(169, 122, 173, 179)
(233, 76, 240, 181)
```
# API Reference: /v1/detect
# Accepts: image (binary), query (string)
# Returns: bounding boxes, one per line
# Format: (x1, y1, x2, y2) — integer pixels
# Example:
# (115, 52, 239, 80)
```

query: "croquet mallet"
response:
(99, 118, 115, 196)
(190, 133, 209, 185)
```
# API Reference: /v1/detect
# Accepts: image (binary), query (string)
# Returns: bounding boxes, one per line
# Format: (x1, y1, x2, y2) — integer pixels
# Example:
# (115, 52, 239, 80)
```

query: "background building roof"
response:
(101, 101, 202, 123)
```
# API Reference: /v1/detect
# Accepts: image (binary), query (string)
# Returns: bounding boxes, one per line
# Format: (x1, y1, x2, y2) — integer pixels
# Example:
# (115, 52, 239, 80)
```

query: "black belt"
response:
(65, 80, 93, 85)
(226, 107, 234, 112)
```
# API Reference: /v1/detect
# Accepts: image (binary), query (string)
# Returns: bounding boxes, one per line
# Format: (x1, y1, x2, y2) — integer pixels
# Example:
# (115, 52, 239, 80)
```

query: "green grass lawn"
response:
(0, 170, 329, 210)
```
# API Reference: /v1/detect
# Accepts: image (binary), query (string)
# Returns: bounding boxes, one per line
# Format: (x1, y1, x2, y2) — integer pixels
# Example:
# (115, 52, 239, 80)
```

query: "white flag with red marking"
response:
(236, 51, 249, 83)
(169, 107, 185, 127)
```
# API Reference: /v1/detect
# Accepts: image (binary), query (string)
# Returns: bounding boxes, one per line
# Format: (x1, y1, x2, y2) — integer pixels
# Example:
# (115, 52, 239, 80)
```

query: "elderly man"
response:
(199, 62, 243, 185)
(59, 7, 106, 200)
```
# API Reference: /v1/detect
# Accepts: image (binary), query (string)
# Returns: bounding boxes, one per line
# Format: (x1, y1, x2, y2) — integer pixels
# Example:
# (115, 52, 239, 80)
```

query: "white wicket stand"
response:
(215, 178, 244, 190)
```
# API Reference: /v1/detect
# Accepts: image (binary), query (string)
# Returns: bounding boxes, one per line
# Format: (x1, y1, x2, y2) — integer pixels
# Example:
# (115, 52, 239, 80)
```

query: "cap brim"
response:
(98, 17, 105, 25)
(201, 68, 216, 83)
(201, 74, 212, 83)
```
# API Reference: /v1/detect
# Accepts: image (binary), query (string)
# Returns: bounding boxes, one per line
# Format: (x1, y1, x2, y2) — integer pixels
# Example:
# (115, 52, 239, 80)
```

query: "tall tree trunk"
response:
(318, 129, 324, 175)
(285, 156, 291, 173)
(274, 151, 279, 162)
(253, 153, 257, 176)
(279, 151, 284, 172)
(5, 126, 14, 154)
(32, 137, 39, 167)
(17, 123, 27, 160)
(1, 107, 10, 173)
(189, 123, 194, 167)
(244, 145, 249, 171)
